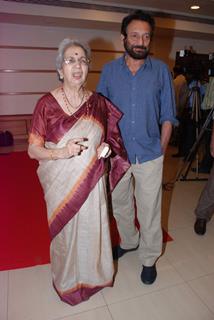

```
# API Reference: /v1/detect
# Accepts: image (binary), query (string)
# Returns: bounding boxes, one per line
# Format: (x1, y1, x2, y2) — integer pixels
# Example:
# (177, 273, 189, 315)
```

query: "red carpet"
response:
(0, 151, 172, 271)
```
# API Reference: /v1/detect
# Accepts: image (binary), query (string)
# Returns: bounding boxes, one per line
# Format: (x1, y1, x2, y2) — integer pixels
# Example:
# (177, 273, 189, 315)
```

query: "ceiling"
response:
(0, 0, 214, 40)
(1, 0, 214, 22)
(68, 0, 214, 21)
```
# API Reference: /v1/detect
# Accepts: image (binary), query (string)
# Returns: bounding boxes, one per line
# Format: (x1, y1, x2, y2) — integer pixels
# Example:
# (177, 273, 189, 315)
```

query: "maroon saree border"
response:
(53, 280, 113, 306)
(49, 158, 105, 240)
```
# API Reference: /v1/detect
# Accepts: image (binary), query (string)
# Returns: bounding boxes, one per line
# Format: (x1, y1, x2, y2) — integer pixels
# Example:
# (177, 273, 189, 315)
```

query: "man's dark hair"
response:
(121, 10, 155, 38)
(173, 64, 184, 75)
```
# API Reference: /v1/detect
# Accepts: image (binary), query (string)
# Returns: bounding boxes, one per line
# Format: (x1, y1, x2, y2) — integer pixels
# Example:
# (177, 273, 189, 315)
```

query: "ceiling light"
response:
(190, 5, 200, 10)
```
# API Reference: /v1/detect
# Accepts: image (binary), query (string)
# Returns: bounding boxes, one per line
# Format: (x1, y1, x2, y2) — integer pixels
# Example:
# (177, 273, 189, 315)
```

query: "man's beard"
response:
(124, 38, 149, 60)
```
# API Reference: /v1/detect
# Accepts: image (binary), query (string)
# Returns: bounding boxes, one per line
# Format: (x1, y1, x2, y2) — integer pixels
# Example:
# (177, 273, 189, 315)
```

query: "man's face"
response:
(122, 20, 152, 60)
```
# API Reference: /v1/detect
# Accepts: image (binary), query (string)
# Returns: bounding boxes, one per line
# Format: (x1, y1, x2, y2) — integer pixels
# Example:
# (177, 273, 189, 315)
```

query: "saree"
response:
(29, 92, 129, 305)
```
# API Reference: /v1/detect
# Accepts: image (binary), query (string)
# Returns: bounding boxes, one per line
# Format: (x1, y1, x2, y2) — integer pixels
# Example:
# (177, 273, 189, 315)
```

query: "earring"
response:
(60, 74, 64, 80)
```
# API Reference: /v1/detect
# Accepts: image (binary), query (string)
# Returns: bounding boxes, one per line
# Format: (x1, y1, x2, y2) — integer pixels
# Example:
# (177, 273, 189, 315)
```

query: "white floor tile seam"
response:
(185, 279, 214, 317)
(105, 304, 116, 320)
(5, 271, 9, 320)
(50, 305, 113, 320)
(160, 255, 187, 282)
(106, 283, 214, 320)
(164, 225, 214, 246)
(163, 242, 214, 281)
(186, 271, 214, 284)
(104, 284, 190, 311)
(168, 222, 214, 233)
(0, 271, 9, 320)
(6, 268, 109, 320)
(102, 280, 190, 308)
(169, 267, 214, 300)
(166, 226, 214, 246)
(167, 224, 195, 232)
(187, 272, 214, 286)
(172, 265, 214, 283)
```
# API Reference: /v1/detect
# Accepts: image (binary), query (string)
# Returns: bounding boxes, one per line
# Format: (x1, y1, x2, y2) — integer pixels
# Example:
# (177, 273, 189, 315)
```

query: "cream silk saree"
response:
(29, 92, 129, 305)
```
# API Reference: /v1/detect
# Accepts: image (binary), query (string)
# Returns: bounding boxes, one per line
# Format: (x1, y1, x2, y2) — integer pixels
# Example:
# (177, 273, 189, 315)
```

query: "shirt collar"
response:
(120, 54, 152, 70)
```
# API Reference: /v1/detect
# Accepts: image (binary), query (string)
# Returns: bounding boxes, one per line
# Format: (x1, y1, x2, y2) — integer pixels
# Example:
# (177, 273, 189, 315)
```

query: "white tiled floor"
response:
(1, 153, 214, 320)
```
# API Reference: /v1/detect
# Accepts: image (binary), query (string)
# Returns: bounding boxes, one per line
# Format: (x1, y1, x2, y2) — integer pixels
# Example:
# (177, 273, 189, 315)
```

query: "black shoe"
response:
(194, 218, 207, 235)
(141, 265, 157, 285)
(112, 244, 139, 260)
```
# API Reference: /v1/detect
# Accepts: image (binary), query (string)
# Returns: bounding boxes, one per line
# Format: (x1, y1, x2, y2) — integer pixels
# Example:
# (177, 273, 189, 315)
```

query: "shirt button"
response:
(132, 120, 135, 124)
(132, 137, 135, 141)
(132, 104, 135, 107)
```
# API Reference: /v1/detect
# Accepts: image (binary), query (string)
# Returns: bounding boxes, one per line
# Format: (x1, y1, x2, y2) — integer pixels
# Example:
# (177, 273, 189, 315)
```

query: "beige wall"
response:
(0, 22, 214, 116)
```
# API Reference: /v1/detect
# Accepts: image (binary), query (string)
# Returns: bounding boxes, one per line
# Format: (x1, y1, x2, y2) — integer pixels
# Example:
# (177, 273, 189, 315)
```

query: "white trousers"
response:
(112, 156, 163, 266)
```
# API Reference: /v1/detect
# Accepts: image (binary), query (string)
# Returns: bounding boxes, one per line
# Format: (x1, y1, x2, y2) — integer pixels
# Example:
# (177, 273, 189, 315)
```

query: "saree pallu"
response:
(31, 93, 130, 305)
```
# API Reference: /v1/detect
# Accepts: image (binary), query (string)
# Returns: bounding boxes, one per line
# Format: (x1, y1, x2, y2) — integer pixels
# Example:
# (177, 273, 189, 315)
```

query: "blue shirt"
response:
(97, 55, 177, 163)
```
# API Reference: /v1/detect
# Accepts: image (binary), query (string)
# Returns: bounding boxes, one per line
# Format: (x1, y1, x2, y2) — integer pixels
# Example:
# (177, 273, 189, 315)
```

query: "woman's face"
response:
(61, 45, 89, 87)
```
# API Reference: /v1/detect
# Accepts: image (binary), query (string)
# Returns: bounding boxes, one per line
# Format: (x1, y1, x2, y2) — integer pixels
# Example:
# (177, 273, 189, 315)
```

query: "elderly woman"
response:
(28, 38, 129, 306)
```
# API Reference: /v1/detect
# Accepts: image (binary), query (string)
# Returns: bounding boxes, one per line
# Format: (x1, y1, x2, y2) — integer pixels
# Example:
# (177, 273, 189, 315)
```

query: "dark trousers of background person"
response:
(198, 109, 214, 173)
(177, 108, 196, 158)
(195, 163, 214, 221)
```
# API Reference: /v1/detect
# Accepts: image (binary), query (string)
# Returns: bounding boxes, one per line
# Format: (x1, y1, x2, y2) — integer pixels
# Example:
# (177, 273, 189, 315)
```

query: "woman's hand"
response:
(97, 142, 111, 159)
(64, 138, 88, 158)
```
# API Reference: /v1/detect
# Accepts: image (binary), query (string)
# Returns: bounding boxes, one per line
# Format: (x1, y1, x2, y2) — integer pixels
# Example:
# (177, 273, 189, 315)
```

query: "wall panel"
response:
(0, 48, 56, 69)
(1, 22, 214, 119)
(0, 73, 58, 92)
(0, 94, 43, 115)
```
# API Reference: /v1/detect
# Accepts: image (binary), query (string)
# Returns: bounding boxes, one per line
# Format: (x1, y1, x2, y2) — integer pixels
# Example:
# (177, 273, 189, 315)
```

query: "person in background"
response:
(173, 64, 188, 118)
(97, 10, 177, 285)
(28, 38, 129, 306)
(195, 76, 214, 173)
(194, 84, 214, 235)
(171, 64, 189, 148)
(173, 70, 207, 159)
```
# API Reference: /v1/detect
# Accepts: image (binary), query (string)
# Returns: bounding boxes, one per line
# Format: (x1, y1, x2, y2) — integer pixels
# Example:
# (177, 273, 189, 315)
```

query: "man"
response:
(195, 77, 214, 173)
(194, 108, 214, 235)
(97, 10, 177, 285)
(173, 64, 188, 118)
(173, 71, 207, 159)
(171, 64, 189, 150)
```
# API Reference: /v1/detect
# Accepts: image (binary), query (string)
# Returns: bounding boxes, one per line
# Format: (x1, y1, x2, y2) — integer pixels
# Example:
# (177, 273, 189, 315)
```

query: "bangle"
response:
(50, 149, 54, 160)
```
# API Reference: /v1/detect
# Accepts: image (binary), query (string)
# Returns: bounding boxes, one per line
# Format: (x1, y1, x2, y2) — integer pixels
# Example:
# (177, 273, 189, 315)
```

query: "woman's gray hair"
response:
(56, 38, 91, 71)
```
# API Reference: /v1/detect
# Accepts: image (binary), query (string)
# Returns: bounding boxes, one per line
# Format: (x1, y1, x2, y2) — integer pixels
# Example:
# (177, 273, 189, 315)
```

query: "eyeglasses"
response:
(127, 32, 151, 42)
(63, 57, 90, 66)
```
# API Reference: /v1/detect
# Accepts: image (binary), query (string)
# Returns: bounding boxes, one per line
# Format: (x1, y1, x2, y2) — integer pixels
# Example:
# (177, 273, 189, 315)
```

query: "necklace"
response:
(61, 87, 85, 117)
